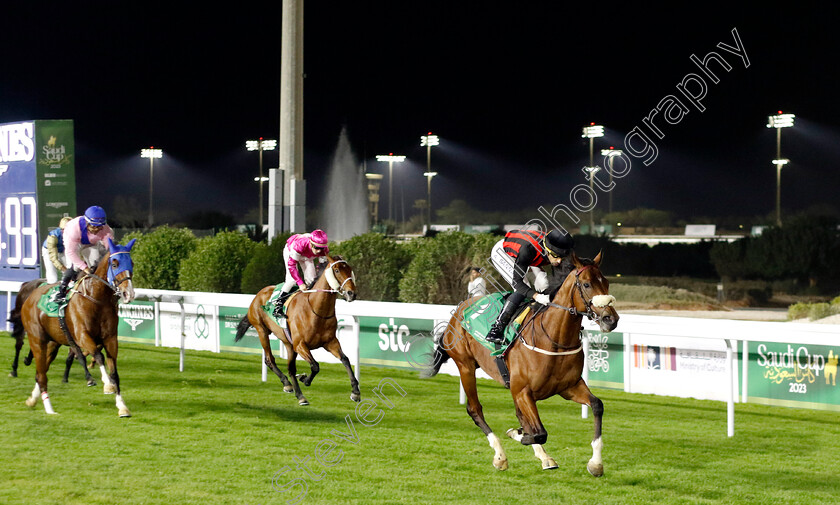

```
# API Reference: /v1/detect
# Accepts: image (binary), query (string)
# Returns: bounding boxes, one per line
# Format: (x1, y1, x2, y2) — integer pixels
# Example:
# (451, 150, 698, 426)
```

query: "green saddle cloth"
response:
(460, 292, 530, 356)
(36, 285, 65, 317)
(260, 285, 297, 327)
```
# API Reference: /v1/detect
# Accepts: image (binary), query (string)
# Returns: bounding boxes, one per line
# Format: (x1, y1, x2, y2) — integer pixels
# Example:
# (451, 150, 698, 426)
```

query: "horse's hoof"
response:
(493, 457, 508, 471)
(119, 408, 132, 418)
(9, 371, 17, 378)
(350, 393, 361, 402)
(46, 411, 59, 415)
(296, 374, 309, 385)
(86, 380, 97, 387)
(283, 385, 294, 393)
(298, 398, 309, 406)
(62, 378, 69, 383)
(25, 397, 36, 408)
(587, 461, 604, 477)
(104, 384, 117, 394)
(542, 458, 559, 470)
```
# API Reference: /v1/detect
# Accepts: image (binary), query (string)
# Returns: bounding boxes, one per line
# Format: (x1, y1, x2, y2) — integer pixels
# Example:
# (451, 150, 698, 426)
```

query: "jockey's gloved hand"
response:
(83, 267, 93, 275)
(533, 293, 550, 305)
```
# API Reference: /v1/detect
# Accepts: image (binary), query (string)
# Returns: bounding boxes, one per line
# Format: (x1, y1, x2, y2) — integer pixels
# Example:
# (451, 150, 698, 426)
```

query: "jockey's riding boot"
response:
(273, 290, 292, 319)
(52, 270, 74, 304)
(485, 293, 525, 345)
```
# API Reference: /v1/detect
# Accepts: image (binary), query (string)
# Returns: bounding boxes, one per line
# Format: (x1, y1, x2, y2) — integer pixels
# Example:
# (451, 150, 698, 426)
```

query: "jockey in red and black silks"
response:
(485, 229, 575, 345)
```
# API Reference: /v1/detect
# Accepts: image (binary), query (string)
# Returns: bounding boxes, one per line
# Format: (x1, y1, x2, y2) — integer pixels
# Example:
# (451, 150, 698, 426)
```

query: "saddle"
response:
(460, 292, 542, 389)
(460, 292, 535, 355)
(36, 283, 79, 317)
(261, 285, 301, 327)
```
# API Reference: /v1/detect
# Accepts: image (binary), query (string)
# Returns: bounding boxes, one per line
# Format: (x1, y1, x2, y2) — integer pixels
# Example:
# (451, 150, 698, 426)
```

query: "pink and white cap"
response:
(310, 229, 328, 248)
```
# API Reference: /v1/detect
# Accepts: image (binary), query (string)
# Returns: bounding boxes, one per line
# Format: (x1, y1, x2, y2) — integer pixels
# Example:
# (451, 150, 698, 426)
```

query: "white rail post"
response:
(261, 349, 268, 382)
(352, 316, 361, 382)
(726, 338, 735, 437)
(179, 297, 186, 372)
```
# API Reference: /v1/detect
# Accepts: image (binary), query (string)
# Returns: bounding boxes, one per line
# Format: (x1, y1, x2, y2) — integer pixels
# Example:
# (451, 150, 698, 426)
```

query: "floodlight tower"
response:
(582, 124, 604, 232)
(140, 147, 163, 227)
(766, 112, 795, 226)
(246, 138, 277, 230)
(420, 133, 439, 226)
(376, 153, 406, 223)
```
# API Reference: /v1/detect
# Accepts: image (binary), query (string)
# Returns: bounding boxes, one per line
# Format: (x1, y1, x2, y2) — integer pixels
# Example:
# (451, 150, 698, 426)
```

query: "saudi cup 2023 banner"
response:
(748, 341, 840, 411)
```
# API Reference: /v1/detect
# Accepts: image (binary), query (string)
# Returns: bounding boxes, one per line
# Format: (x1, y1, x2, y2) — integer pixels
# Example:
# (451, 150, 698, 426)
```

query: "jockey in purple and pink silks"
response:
(53, 206, 115, 303)
(273, 229, 330, 318)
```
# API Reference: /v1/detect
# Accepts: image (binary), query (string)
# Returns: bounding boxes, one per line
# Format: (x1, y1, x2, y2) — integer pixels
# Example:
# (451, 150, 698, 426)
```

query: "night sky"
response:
(2, 2, 837, 226)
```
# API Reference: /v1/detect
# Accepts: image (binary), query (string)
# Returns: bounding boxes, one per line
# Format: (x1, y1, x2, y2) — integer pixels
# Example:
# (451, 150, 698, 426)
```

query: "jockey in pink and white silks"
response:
(273, 229, 330, 318)
(53, 206, 115, 303)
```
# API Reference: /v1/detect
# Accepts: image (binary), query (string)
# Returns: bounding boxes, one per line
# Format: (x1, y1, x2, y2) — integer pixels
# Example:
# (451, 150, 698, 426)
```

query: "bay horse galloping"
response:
(235, 255, 360, 406)
(13, 238, 136, 416)
(424, 252, 618, 475)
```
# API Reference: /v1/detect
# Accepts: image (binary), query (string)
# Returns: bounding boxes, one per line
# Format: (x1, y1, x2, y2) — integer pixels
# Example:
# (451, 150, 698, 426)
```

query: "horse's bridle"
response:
(546, 266, 614, 324)
(78, 252, 133, 301)
(517, 265, 615, 356)
(301, 259, 355, 297)
(301, 259, 356, 319)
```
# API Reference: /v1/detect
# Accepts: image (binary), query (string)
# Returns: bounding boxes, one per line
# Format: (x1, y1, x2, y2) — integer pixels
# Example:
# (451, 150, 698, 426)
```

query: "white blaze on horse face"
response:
(120, 280, 135, 304)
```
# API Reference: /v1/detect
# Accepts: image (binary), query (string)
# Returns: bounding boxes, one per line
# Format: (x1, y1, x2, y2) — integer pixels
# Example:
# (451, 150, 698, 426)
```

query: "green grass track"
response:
(2, 341, 839, 505)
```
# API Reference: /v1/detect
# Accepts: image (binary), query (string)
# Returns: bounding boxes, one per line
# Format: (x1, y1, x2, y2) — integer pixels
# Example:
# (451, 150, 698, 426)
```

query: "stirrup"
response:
(485, 327, 506, 345)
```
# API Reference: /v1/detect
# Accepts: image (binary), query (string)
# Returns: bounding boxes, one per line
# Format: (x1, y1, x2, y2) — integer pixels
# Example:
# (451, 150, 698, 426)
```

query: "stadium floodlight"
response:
(581, 123, 605, 232)
(581, 124, 605, 138)
(766, 113, 795, 129)
(246, 138, 277, 229)
(420, 133, 439, 226)
(766, 112, 795, 226)
(376, 154, 406, 222)
(420, 134, 439, 147)
(140, 147, 163, 227)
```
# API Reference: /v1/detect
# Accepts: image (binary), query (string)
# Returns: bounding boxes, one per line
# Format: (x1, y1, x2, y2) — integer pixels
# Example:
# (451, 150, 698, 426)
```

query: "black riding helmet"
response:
(543, 230, 574, 258)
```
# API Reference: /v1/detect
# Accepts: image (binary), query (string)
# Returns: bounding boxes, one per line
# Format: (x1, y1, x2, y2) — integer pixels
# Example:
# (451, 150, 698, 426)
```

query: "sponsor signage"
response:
(0, 120, 76, 282)
(583, 330, 624, 389)
(118, 301, 156, 343)
(747, 341, 840, 411)
(159, 302, 218, 353)
(218, 306, 281, 354)
(358, 316, 436, 370)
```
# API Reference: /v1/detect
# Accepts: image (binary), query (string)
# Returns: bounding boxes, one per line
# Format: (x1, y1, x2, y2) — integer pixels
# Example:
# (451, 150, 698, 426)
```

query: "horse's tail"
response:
(8, 308, 24, 342)
(419, 325, 451, 379)
(234, 314, 252, 343)
(8, 278, 42, 342)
